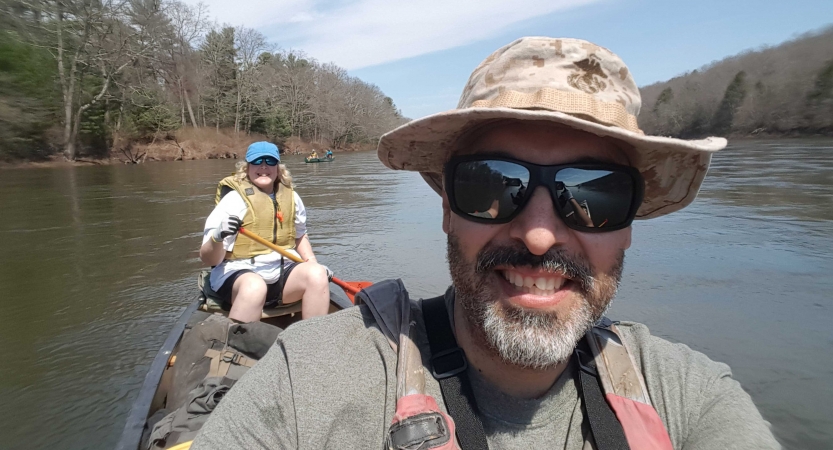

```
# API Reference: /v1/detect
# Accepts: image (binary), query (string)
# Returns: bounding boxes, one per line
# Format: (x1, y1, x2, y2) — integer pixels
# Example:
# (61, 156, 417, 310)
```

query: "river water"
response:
(0, 140, 831, 449)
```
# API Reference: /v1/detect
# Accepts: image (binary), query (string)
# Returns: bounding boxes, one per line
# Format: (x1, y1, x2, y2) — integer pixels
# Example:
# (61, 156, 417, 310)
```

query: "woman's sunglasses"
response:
(443, 155, 644, 232)
(250, 157, 279, 166)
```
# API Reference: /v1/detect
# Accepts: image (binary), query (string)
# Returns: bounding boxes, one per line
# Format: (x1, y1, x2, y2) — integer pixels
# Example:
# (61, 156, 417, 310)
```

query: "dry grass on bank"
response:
(281, 136, 375, 155)
(0, 129, 378, 168)
(112, 128, 268, 163)
(112, 129, 375, 164)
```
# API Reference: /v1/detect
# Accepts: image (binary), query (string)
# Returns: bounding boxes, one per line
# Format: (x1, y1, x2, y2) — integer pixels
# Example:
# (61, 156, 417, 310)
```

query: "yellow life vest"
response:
(214, 176, 296, 260)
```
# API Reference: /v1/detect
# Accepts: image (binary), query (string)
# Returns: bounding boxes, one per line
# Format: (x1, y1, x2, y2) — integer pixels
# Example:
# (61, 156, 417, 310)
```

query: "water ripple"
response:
(0, 146, 831, 448)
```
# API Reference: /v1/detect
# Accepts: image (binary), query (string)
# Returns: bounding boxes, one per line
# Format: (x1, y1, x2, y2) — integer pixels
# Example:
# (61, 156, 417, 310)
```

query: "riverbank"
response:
(0, 128, 374, 169)
(3, 131, 828, 169)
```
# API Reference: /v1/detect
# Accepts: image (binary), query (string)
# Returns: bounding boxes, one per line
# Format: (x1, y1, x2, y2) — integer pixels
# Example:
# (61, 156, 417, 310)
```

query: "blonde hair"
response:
(234, 160, 294, 190)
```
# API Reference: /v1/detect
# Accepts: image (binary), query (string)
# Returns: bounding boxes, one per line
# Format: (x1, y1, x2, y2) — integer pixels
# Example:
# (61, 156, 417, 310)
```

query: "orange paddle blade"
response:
(348, 281, 373, 291)
(332, 279, 373, 303)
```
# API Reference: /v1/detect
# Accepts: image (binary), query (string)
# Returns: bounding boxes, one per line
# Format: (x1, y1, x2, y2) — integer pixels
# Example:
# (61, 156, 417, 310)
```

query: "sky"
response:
(187, 0, 833, 119)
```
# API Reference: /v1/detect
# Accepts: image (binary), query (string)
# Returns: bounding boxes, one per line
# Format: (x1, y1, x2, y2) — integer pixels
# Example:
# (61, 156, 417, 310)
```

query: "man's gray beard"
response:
(447, 235, 624, 370)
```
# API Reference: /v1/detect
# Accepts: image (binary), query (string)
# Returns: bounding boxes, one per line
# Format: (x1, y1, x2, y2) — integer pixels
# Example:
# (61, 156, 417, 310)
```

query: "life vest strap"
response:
(575, 339, 631, 450)
(364, 281, 668, 450)
(422, 294, 635, 450)
(422, 295, 488, 450)
(387, 396, 456, 450)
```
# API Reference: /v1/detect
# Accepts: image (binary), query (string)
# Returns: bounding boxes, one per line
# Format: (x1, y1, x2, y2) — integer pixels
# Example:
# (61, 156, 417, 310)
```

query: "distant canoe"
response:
(304, 156, 334, 163)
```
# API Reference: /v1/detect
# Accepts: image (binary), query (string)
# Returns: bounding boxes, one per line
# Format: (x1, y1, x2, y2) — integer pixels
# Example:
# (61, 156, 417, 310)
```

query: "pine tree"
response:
(200, 27, 237, 131)
(712, 71, 748, 135)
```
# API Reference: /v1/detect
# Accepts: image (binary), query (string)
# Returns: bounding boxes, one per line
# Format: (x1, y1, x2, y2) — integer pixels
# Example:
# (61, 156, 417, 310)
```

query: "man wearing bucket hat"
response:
(193, 38, 779, 449)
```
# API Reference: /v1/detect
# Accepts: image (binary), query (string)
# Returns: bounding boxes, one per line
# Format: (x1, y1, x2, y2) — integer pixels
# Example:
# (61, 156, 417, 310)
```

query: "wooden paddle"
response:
(238, 227, 371, 302)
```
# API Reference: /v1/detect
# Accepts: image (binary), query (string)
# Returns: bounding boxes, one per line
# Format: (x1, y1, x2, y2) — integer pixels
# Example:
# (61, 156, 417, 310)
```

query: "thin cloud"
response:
(194, 0, 312, 28)
(189, 0, 599, 69)
(289, 12, 316, 23)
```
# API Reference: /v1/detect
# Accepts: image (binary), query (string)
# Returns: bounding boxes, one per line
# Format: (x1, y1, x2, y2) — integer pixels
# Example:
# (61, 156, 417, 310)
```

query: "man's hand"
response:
(212, 216, 242, 242)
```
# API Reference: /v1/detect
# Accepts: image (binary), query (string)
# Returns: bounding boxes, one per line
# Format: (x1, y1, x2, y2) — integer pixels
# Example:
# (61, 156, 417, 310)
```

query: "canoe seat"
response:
(197, 270, 302, 319)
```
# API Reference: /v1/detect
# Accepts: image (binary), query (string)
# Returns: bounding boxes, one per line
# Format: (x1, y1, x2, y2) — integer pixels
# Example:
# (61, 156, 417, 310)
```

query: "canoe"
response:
(304, 156, 334, 163)
(116, 272, 356, 450)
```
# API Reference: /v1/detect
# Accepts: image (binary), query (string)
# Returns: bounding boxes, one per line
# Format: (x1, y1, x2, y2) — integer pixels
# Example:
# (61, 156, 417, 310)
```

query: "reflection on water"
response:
(0, 141, 831, 449)
(703, 140, 833, 223)
(0, 152, 448, 450)
(612, 140, 833, 449)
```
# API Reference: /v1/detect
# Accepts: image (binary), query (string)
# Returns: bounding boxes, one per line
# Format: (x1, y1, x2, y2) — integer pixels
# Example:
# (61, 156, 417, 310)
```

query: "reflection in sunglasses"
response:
(558, 186, 595, 228)
(251, 157, 279, 166)
(447, 157, 642, 232)
(503, 177, 523, 187)
(510, 184, 527, 206)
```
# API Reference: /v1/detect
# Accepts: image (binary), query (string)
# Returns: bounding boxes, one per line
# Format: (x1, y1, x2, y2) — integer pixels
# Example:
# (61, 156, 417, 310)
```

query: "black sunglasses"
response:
(250, 157, 279, 166)
(443, 155, 644, 232)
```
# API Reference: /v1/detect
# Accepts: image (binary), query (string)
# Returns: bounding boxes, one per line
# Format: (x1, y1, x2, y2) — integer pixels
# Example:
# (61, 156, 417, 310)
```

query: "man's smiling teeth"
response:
(501, 270, 565, 295)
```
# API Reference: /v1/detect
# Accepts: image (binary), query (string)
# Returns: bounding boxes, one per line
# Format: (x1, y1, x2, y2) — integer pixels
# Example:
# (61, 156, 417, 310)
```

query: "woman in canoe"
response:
(199, 141, 332, 322)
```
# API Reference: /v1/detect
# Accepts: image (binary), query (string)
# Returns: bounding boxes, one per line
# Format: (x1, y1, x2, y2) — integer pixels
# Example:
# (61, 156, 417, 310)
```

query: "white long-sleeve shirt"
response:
(202, 190, 307, 290)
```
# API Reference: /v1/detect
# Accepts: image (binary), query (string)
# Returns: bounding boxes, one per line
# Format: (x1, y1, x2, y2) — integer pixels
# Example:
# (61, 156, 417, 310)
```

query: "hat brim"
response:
(378, 107, 726, 219)
(246, 152, 280, 163)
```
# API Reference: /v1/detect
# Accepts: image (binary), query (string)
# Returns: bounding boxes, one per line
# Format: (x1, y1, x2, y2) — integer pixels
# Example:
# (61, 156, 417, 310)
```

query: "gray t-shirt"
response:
(192, 294, 779, 449)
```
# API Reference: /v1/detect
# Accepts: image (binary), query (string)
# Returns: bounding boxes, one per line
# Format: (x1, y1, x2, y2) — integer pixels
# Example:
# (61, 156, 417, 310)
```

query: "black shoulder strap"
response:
(421, 295, 489, 450)
(422, 294, 630, 450)
(574, 337, 631, 450)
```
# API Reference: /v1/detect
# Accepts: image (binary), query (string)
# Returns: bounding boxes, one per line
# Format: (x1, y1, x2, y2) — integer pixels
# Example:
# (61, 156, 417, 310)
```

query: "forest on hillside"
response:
(0, 0, 406, 162)
(639, 26, 833, 139)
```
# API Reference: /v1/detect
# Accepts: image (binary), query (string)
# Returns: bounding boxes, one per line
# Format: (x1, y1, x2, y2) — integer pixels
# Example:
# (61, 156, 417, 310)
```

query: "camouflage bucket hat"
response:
(377, 37, 727, 219)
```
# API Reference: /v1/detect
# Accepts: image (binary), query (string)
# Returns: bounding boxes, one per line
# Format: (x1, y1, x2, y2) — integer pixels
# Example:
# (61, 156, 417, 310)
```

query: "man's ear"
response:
(442, 191, 451, 235)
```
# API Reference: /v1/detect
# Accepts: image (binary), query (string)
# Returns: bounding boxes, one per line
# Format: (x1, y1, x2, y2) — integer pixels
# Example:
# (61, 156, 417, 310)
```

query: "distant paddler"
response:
(198, 141, 332, 323)
(309, 149, 318, 159)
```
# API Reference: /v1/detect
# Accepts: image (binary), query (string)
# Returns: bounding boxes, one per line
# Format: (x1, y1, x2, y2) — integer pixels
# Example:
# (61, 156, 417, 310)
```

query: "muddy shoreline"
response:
(3, 131, 828, 170)
(0, 130, 375, 169)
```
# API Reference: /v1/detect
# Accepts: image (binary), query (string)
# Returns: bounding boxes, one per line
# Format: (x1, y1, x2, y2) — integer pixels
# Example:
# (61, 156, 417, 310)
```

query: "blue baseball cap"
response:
(245, 141, 280, 163)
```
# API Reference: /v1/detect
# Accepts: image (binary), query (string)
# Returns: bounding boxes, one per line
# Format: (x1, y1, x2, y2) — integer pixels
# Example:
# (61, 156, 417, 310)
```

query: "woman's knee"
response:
(302, 263, 329, 288)
(235, 273, 268, 297)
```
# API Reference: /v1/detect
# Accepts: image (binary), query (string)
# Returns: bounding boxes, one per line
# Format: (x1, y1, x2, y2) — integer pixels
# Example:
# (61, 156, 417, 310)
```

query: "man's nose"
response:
(508, 186, 570, 255)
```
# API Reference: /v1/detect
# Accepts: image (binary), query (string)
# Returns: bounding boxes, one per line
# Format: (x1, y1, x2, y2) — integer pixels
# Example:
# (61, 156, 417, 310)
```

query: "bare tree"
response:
(233, 26, 270, 133)
(10, 0, 165, 159)
(159, 0, 209, 128)
(640, 26, 833, 137)
(1, 0, 407, 160)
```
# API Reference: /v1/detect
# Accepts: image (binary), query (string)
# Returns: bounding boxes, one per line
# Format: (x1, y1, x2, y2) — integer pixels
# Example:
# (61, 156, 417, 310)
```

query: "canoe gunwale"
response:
(116, 296, 202, 450)
(117, 283, 355, 450)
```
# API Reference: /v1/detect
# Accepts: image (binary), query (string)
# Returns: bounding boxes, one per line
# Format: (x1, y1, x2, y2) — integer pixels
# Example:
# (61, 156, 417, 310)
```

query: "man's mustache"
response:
(475, 244, 594, 291)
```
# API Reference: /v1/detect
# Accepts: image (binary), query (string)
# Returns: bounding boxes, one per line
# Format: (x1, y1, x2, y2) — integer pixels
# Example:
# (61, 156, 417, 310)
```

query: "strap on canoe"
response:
(204, 348, 256, 378)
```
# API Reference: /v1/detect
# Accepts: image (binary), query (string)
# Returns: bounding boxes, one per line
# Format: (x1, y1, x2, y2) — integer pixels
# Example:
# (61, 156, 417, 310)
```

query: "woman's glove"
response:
(321, 265, 334, 281)
(212, 216, 242, 242)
